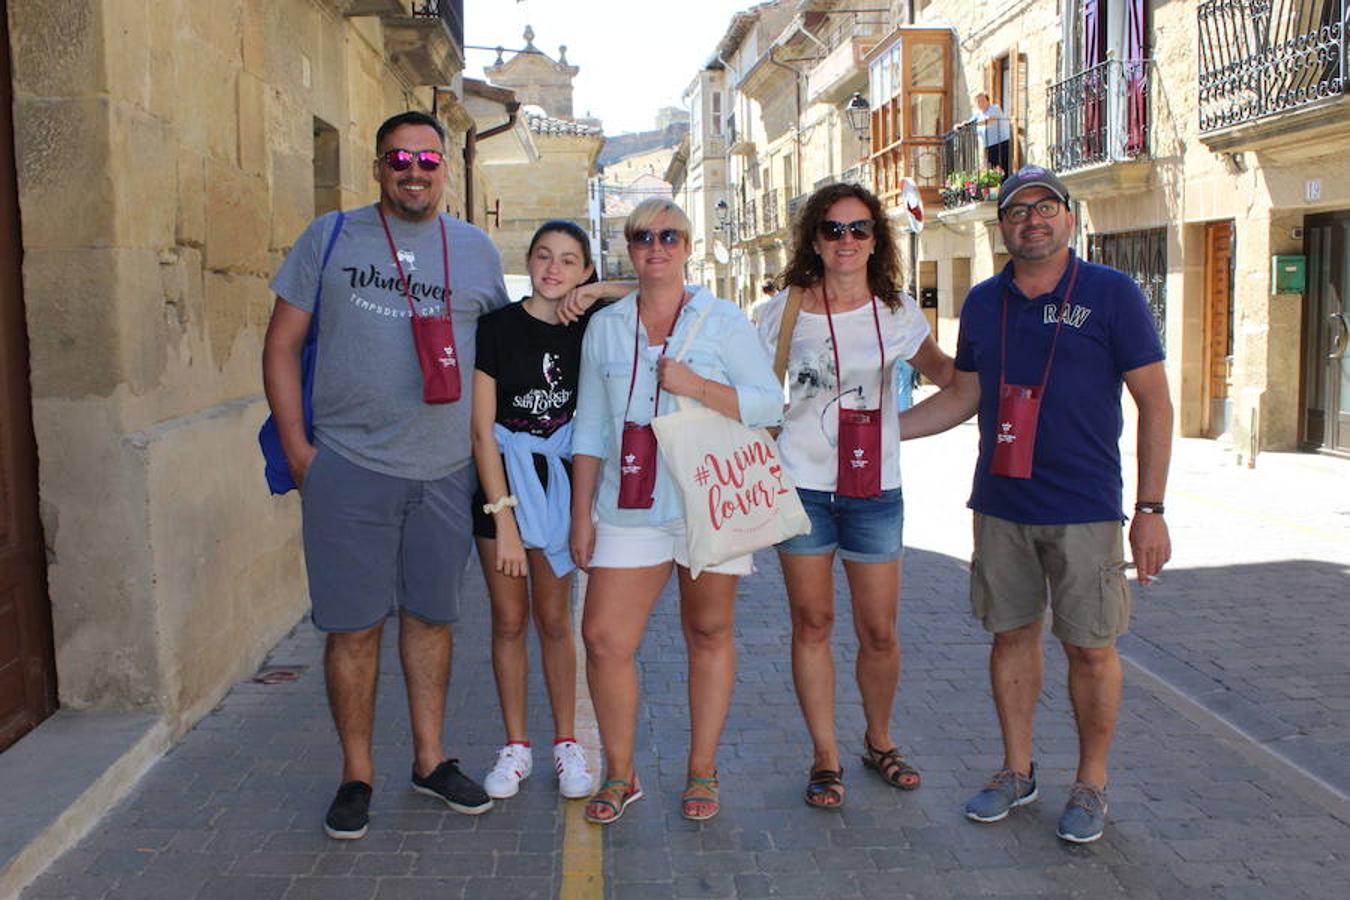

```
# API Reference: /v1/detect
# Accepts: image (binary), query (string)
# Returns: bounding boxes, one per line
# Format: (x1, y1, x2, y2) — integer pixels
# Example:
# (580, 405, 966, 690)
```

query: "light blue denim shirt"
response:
(572, 285, 784, 527)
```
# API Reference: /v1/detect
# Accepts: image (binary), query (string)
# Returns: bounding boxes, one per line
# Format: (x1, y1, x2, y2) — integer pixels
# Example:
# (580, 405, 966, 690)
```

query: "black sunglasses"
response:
(379, 148, 444, 172)
(1000, 198, 1065, 223)
(817, 219, 876, 241)
(629, 228, 684, 248)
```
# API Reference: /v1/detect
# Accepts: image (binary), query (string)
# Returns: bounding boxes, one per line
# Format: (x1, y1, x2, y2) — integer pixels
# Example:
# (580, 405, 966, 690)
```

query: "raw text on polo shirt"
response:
(1044, 303, 1092, 328)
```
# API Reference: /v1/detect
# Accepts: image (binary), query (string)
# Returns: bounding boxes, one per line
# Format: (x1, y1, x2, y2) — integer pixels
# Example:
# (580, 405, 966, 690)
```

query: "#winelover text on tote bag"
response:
(650, 302, 809, 577)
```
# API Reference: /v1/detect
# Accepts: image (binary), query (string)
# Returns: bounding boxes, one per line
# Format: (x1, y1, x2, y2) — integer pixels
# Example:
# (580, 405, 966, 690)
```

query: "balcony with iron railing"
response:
(762, 188, 782, 234)
(740, 199, 757, 243)
(342, 0, 462, 85)
(1198, 0, 1348, 149)
(414, 0, 463, 51)
(939, 119, 1005, 212)
(1046, 58, 1154, 196)
(1048, 59, 1153, 172)
(807, 14, 888, 104)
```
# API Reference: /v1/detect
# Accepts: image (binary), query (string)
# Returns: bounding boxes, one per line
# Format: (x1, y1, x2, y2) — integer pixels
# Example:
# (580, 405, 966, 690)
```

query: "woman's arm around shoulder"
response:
(909, 336, 955, 389)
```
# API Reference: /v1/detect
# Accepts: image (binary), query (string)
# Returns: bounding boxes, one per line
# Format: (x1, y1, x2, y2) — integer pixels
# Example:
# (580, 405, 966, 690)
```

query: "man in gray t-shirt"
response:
(263, 111, 509, 840)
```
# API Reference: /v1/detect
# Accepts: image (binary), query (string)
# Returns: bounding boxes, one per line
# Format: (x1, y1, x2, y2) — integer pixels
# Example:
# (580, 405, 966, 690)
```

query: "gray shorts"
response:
(301, 443, 476, 633)
(969, 513, 1130, 649)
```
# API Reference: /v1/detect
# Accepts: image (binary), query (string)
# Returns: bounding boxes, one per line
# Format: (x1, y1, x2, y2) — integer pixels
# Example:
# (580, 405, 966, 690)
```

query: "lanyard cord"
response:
(821, 282, 885, 408)
(376, 205, 452, 316)
(998, 258, 1080, 393)
(622, 293, 687, 421)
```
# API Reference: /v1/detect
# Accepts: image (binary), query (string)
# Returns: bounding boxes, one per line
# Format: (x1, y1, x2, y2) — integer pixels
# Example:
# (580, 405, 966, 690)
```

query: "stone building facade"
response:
(479, 30, 604, 276)
(676, 0, 1350, 459)
(907, 0, 1350, 456)
(596, 144, 677, 281)
(1, 0, 471, 888)
(704, 0, 884, 309)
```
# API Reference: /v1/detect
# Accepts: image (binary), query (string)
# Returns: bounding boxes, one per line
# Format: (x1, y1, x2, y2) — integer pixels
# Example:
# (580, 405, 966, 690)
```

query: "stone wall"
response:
(8, 0, 459, 727)
(491, 131, 602, 275)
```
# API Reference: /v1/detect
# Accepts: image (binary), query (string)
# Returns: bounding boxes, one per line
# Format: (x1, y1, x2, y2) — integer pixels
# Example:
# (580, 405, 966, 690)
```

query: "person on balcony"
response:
(974, 92, 1011, 175)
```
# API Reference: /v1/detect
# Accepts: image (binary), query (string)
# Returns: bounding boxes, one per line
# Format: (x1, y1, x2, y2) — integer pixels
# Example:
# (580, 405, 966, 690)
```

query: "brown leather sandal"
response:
(862, 740, 920, 790)
(805, 767, 845, 809)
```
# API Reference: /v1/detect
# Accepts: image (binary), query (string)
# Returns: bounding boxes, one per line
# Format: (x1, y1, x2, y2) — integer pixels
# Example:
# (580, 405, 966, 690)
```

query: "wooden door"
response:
(0, 0, 58, 753)
(1203, 221, 1234, 437)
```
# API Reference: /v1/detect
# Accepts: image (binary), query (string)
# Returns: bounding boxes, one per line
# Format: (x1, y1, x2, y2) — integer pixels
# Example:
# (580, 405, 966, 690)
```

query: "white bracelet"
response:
(482, 495, 519, 515)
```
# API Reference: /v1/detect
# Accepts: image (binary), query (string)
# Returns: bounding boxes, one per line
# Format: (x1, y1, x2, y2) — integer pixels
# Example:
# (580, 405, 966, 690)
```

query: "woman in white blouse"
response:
(756, 183, 953, 810)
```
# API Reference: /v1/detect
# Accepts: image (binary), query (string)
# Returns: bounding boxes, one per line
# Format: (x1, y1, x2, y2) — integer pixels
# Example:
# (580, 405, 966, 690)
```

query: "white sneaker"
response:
(553, 740, 595, 799)
(484, 743, 533, 799)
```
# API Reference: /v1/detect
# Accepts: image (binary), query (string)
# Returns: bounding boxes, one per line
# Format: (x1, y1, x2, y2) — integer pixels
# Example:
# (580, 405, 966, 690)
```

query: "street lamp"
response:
(714, 198, 729, 232)
(844, 91, 870, 137)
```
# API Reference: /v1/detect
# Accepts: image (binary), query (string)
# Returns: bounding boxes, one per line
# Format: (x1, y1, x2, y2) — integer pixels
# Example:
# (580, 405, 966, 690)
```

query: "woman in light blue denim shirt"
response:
(569, 199, 782, 824)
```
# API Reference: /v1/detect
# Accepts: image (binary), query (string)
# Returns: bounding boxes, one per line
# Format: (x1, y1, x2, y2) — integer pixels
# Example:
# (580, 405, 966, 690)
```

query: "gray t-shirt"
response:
(270, 205, 509, 480)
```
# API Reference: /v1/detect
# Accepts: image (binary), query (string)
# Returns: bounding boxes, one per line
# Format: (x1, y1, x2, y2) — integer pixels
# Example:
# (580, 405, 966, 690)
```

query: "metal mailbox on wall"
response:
(1271, 255, 1306, 294)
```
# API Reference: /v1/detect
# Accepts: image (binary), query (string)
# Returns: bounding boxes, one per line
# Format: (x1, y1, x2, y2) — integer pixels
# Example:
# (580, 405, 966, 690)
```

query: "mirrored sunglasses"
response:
(380, 148, 444, 172)
(629, 228, 684, 248)
(817, 219, 876, 241)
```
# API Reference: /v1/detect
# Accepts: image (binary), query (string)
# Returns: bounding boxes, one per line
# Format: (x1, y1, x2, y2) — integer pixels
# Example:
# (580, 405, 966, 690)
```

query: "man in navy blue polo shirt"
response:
(900, 165, 1172, 843)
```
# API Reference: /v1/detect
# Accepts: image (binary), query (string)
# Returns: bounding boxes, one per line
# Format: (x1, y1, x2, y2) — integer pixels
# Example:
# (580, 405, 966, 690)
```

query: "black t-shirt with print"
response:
(475, 300, 591, 437)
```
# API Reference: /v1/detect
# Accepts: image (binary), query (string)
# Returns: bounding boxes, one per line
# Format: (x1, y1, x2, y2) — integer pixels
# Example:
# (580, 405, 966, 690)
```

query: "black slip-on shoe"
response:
(324, 780, 372, 839)
(411, 758, 494, 815)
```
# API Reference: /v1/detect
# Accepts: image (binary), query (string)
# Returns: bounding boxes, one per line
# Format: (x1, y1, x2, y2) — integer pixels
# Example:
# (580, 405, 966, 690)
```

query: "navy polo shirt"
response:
(953, 250, 1164, 525)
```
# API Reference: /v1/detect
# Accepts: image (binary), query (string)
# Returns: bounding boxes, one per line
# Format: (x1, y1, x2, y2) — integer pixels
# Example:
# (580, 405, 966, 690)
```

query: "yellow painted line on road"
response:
(559, 570, 604, 900)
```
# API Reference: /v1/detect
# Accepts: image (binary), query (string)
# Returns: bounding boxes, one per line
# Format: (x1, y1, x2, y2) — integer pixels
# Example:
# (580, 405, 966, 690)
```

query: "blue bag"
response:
(259, 211, 346, 494)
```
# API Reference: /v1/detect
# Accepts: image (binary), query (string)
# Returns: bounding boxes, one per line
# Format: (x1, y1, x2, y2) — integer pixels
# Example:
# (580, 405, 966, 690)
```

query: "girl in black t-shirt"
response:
(472, 221, 600, 801)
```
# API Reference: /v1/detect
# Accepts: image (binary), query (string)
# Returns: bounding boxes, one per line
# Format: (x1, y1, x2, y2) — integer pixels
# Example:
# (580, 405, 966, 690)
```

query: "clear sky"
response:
(463, 0, 745, 135)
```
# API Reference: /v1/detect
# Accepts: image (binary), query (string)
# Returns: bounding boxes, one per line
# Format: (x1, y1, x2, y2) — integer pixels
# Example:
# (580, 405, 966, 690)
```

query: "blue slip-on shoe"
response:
(1056, 781, 1108, 843)
(964, 763, 1038, 823)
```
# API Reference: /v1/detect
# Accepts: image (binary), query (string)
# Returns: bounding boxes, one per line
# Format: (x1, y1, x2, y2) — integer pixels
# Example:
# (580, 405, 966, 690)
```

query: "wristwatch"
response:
(1134, 501, 1165, 515)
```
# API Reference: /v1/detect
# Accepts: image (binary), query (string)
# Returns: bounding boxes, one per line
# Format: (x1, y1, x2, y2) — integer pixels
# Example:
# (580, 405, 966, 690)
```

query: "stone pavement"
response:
(21, 422, 1350, 899)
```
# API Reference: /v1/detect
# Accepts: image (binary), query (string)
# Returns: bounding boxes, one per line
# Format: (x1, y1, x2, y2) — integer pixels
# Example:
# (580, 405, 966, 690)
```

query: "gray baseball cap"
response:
(998, 165, 1070, 210)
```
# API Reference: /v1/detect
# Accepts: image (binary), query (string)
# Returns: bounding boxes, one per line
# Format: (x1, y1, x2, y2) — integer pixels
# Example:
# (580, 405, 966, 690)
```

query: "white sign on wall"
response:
(1305, 178, 1322, 203)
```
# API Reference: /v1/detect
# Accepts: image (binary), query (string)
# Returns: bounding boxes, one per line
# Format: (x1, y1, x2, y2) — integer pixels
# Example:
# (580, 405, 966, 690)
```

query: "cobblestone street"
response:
(21, 420, 1350, 899)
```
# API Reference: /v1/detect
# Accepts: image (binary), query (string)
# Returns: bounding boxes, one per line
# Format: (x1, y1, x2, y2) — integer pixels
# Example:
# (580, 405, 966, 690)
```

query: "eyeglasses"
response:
(629, 228, 684, 247)
(1000, 198, 1064, 223)
(379, 148, 444, 172)
(817, 219, 876, 241)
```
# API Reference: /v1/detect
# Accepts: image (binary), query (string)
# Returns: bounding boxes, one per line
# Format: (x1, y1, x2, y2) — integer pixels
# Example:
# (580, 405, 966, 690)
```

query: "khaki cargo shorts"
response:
(969, 513, 1130, 649)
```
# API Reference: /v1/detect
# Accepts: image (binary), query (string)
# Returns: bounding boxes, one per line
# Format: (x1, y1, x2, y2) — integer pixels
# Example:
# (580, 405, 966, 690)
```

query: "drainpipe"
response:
(766, 46, 803, 208)
(462, 100, 520, 226)
(462, 124, 478, 223)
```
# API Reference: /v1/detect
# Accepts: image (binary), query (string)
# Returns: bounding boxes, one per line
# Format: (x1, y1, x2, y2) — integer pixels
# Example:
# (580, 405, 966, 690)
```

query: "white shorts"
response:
(589, 519, 754, 576)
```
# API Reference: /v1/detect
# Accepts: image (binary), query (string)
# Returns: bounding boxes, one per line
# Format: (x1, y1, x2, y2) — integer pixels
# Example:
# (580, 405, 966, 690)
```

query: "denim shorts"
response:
(775, 487, 904, 563)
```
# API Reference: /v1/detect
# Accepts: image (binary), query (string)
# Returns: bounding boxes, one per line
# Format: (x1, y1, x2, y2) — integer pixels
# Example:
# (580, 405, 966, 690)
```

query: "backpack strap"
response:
(773, 285, 804, 387)
(312, 210, 346, 318)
